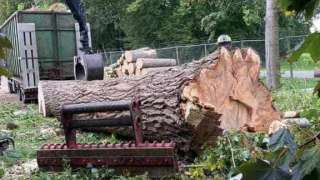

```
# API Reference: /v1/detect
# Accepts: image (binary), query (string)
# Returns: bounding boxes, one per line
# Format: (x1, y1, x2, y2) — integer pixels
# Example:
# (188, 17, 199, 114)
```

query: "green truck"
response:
(0, 11, 91, 102)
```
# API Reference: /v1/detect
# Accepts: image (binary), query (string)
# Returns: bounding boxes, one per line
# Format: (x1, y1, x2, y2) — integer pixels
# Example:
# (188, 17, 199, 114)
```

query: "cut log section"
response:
(128, 63, 136, 75)
(121, 61, 129, 75)
(115, 66, 123, 77)
(136, 58, 177, 70)
(38, 48, 280, 153)
(125, 48, 157, 63)
(136, 67, 174, 76)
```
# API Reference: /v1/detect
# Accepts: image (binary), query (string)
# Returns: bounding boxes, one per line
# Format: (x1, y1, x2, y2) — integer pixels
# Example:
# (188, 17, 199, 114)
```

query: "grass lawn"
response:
(0, 104, 145, 179)
(261, 54, 316, 71)
(280, 60, 315, 71)
(271, 78, 318, 112)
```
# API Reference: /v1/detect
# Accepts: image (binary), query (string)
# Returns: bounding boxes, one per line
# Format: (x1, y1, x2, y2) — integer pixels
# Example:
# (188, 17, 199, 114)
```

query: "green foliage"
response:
(0, 104, 149, 179)
(239, 159, 291, 180)
(278, 0, 320, 19)
(201, 0, 265, 41)
(299, 53, 315, 65)
(0, 0, 310, 50)
(288, 33, 320, 63)
(120, 0, 205, 48)
(0, 33, 12, 59)
(271, 78, 317, 112)
(188, 131, 268, 178)
(0, 33, 12, 77)
(31, 167, 146, 180)
(291, 144, 320, 180)
(0, 0, 32, 23)
(0, 168, 4, 178)
(83, 0, 131, 49)
(300, 98, 320, 131)
(280, 54, 315, 71)
(239, 128, 320, 180)
(32, 168, 149, 180)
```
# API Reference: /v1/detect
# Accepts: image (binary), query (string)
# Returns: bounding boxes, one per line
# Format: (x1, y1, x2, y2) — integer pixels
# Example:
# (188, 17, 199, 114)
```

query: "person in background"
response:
(217, 34, 232, 50)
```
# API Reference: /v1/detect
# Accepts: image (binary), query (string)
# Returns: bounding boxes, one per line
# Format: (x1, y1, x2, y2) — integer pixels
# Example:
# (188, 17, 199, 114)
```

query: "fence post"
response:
(204, 44, 208, 56)
(176, 47, 180, 65)
(287, 37, 293, 78)
(109, 52, 112, 65)
(240, 40, 244, 48)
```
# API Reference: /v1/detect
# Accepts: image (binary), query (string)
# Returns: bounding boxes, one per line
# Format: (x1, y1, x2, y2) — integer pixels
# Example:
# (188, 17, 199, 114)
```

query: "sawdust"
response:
(2, 159, 38, 179)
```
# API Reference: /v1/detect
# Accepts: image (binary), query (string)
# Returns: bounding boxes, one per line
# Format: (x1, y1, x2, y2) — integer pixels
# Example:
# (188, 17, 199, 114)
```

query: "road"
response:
(260, 71, 314, 79)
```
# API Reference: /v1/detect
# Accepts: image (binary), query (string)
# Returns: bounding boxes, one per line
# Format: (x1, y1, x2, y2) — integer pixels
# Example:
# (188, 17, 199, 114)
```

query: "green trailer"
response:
(0, 11, 91, 102)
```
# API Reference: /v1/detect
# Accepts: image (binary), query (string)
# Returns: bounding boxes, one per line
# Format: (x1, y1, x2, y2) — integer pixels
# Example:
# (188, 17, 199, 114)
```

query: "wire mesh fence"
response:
(102, 35, 307, 69)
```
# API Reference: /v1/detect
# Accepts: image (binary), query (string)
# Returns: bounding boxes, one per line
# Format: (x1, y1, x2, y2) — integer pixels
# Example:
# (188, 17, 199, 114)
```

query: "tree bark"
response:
(136, 67, 174, 76)
(265, 0, 280, 89)
(38, 48, 280, 153)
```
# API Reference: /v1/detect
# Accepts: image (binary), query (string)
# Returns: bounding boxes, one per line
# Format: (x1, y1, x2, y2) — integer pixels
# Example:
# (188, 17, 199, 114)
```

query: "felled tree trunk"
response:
(38, 48, 281, 153)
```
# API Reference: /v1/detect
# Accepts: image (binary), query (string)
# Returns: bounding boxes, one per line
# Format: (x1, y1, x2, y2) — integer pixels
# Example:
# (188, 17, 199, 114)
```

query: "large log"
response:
(136, 58, 177, 70)
(125, 48, 157, 63)
(38, 48, 281, 153)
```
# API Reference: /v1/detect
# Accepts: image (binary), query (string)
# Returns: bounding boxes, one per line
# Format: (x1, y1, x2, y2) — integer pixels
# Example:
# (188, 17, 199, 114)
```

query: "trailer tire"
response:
(8, 81, 14, 94)
(19, 88, 25, 103)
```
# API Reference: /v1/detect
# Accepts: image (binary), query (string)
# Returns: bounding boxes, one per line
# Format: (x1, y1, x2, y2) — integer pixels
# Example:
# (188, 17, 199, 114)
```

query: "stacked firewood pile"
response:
(104, 48, 177, 79)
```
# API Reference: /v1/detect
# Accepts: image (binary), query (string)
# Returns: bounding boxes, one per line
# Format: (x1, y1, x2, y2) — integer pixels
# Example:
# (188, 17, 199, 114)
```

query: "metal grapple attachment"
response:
(74, 53, 105, 81)
(37, 100, 177, 177)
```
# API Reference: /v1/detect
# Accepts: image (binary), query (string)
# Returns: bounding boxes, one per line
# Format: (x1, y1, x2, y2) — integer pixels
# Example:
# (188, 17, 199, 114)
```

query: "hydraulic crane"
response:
(65, 0, 105, 80)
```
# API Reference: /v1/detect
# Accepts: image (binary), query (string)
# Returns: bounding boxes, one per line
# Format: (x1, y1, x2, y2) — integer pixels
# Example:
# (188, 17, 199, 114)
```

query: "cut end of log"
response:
(38, 82, 47, 117)
(182, 47, 280, 134)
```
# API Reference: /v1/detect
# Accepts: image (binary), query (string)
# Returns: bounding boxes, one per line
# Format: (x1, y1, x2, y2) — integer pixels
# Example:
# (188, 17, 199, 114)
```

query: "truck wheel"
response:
(21, 90, 27, 103)
(13, 81, 18, 93)
(18, 89, 22, 101)
(8, 81, 14, 94)
(19, 88, 26, 103)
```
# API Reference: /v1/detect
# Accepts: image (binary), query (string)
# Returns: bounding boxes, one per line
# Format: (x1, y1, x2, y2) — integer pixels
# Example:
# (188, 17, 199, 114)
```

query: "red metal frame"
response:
(37, 99, 177, 176)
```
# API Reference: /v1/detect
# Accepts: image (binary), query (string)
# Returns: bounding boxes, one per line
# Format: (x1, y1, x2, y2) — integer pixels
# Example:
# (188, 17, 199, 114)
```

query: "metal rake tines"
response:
(40, 141, 176, 150)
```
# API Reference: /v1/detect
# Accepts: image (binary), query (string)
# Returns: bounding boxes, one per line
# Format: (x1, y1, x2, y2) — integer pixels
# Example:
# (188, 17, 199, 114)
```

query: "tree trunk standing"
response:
(38, 48, 280, 154)
(265, 0, 280, 89)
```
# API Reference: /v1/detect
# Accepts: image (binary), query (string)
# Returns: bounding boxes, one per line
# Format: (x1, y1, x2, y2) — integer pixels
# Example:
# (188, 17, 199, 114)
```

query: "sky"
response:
(310, 14, 320, 33)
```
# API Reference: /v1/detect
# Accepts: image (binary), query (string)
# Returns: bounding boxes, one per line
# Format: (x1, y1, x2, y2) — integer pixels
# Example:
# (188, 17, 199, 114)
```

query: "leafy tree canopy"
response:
(278, 0, 320, 19)
(0, 0, 310, 50)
